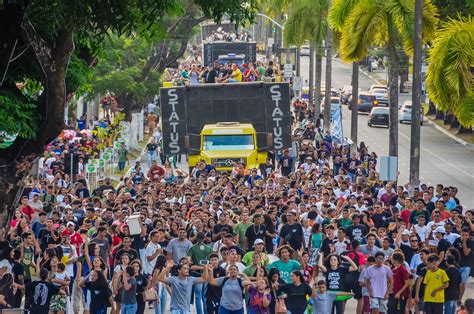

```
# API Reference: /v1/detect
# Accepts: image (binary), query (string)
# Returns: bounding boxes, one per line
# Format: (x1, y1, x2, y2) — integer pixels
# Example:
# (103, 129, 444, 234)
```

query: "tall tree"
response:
(426, 16, 473, 130)
(329, 0, 362, 148)
(336, 0, 438, 157)
(283, 0, 329, 114)
(0, 0, 257, 236)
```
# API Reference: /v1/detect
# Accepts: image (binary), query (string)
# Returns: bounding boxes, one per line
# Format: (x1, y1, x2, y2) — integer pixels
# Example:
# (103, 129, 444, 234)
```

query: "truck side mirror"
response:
(266, 133, 273, 148)
(184, 135, 190, 149)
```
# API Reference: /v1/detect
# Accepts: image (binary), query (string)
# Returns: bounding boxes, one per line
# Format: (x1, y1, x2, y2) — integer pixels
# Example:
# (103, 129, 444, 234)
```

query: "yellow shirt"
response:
(231, 69, 243, 82)
(423, 268, 449, 303)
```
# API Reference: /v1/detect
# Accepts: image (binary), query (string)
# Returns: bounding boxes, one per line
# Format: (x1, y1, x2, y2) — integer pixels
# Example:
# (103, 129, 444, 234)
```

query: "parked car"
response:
(399, 101, 424, 125)
(349, 93, 378, 113)
(300, 45, 310, 56)
(368, 107, 390, 127)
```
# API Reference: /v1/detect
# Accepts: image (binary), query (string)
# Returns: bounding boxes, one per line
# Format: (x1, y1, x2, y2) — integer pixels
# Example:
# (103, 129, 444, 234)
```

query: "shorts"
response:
(460, 267, 471, 284)
(50, 294, 67, 311)
(370, 297, 388, 312)
(363, 296, 370, 313)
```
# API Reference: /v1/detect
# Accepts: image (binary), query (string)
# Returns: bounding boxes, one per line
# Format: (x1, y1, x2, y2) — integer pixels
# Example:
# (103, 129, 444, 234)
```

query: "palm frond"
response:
(386, 0, 415, 53)
(328, 0, 361, 32)
(421, 0, 439, 43)
(340, 0, 386, 62)
(284, 0, 328, 46)
(426, 16, 474, 127)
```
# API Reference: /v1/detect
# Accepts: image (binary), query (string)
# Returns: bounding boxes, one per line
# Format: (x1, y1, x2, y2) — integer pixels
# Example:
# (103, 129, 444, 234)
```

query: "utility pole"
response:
(351, 62, 359, 149)
(309, 43, 314, 111)
(409, 0, 423, 190)
(323, 27, 333, 132)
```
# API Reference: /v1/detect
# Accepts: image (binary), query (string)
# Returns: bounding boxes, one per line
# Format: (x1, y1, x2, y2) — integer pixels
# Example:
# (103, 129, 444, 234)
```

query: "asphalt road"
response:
(298, 56, 474, 205)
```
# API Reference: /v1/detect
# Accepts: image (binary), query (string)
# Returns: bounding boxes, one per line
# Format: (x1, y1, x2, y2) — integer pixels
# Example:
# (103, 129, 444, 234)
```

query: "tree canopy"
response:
(426, 15, 474, 127)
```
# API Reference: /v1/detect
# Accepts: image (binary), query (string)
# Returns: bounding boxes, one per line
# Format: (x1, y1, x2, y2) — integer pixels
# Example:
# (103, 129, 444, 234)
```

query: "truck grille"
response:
(212, 158, 244, 168)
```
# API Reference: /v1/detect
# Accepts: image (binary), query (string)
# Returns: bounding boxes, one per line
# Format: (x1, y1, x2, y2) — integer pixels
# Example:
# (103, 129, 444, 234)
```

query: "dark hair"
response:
(91, 270, 109, 290)
(154, 255, 167, 272)
(40, 268, 49, 280)
(292, 270, 305, 283)
(125, 265, 135, 277)
(374, 252, 385, 259)
(268, 268, 280, 283)
(427, 254, 439, 263)
(392, 252, 405, 264)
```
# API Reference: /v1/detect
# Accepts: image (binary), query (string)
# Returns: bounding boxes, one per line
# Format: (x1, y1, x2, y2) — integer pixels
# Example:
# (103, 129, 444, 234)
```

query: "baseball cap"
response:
(435, 226, 446, 234)
(402, 229, 410, 236)
(253, 239, 264, 246)
(66, 221, 75, 227)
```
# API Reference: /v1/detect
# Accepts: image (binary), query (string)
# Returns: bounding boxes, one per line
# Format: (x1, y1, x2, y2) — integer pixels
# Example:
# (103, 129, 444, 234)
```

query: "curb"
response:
(359, 69, 384, 85)
(426, 118, 474, 148)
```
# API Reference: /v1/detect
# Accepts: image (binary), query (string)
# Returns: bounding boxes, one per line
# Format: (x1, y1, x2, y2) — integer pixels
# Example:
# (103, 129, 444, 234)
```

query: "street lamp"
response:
(256, 13, 291, 64)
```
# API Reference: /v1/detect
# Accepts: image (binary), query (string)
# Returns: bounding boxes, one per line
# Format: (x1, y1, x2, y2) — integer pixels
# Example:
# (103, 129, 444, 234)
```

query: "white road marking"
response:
(398, 131, 474, 178)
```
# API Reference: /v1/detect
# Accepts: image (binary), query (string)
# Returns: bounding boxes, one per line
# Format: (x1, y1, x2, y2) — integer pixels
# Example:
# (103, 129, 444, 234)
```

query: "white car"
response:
(300, 45, 310, 56)
(369, 85, 389, 106)
(399, 101, 423, 125)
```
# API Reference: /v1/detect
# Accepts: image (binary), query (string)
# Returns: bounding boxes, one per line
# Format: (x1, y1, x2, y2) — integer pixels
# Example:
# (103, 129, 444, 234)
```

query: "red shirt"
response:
(21, 205, 35, 222)
(400, 209, 411, 225)
(392, 264, 410, 298)
(70, 231, 83, 255)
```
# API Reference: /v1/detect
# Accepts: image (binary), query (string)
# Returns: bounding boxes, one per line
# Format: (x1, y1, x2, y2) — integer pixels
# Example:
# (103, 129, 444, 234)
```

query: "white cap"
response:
(435, 226, 446, 234)
(402, 229, 410, 236)
(253, 239, 264, 246)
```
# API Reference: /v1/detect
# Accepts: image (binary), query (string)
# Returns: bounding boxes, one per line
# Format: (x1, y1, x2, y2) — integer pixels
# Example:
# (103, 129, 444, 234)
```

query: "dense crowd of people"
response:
(163, 59, 279, 86)
(0, 80, 473, 314)
(204, 28, 251, 42)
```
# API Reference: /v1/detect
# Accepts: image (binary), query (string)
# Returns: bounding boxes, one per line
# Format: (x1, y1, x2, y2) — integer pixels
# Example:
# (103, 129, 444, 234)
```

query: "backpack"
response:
(222, 276, 245, 299)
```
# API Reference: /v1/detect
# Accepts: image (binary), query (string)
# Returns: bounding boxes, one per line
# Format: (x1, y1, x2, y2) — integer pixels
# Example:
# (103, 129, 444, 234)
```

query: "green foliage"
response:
(284, 0, 329, 47)
(89, 34, 159, 102)
(0, 92, 37, 139)
(432, 0, 474, 21)
(336, 0, 439, 63)
(426, 15, 474, 127)
(66, 54, 93, 94)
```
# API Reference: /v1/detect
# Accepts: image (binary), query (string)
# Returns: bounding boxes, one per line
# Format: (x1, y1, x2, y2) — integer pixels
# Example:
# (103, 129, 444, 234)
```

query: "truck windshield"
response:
(203, 135, 254, 151)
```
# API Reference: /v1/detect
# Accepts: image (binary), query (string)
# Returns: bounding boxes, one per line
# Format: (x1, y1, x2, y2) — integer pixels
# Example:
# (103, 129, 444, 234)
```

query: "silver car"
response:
(399, 101, 423, 125)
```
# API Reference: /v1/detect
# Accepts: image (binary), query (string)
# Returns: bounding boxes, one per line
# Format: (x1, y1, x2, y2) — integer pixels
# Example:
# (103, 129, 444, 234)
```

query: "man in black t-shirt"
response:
(346, 214, 368, 241)
(279, 210, 305, 252)
(244, 214, 266, 251)
(204, 64, 219, 83)
(27, 268, 62, 314)
(453, 228, 474, 300)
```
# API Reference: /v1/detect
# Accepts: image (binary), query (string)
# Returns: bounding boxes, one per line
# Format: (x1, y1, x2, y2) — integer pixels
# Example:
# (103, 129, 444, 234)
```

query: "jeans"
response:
(118, 161, 126, 171)
(194, 282, 208, 314)
(332, 300, 344, 314)
(154, 285, 168, 314)
(122, 303, 138, 314)
(218, 305, 244, 314)
(460, 266, 471, 284)
(147, 151, 156, 168)
(96, 306, 107, 314)
(445, 300, 457, 314)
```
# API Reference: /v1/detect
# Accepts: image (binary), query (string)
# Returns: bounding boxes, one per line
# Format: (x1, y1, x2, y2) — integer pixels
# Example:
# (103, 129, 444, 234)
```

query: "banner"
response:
(331, 104, 343, 144)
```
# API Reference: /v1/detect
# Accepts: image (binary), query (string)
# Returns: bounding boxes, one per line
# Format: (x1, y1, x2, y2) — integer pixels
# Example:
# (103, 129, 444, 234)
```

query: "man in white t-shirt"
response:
(145, 230, 162, 275)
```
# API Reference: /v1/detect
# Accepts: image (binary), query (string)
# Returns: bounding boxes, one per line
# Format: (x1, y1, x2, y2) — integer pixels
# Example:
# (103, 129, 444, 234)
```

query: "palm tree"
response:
(426, 15, 473, 130)
(284, 0, 329, 115)
(333, 0, 438, 157)
(329, 0, 363, 148)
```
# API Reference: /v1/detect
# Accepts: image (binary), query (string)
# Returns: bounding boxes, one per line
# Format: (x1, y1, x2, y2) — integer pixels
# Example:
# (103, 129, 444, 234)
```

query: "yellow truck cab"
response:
(187, 122, 270, 171)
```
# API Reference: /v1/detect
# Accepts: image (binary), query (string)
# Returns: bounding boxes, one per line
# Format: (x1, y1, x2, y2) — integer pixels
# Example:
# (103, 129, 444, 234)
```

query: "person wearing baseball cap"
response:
(435, 226, 451, 260)
(241, 238, 270, 267)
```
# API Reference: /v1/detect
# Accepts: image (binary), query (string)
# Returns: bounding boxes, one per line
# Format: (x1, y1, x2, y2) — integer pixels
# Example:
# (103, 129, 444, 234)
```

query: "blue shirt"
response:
(312, 291, 338, 314)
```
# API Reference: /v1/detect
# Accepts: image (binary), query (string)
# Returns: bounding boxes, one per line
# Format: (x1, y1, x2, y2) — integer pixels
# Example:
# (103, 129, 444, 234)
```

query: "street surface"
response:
(130, 58, 474, 313)
(298, 56, 474, 205)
